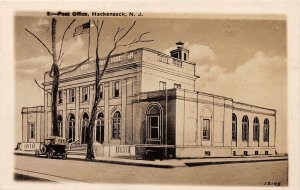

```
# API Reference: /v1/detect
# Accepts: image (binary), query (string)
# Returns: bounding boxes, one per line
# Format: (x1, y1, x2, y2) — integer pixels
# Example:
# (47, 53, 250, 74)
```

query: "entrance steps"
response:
(67, 142, 87, 155)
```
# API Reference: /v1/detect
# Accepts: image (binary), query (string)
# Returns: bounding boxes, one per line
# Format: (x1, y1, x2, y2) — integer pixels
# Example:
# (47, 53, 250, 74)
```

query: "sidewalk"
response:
(14, 150, 288, 168)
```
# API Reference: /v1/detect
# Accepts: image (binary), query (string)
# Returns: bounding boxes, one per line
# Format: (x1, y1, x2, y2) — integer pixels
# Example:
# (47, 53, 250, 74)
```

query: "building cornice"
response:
(43, 62, 141, 86)
(142, 61, 198, 80)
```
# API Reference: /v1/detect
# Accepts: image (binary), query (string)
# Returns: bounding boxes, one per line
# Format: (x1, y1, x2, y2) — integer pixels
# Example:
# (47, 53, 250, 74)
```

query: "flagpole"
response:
(165, 88, 168, 159)
(88, 20, 91, 60)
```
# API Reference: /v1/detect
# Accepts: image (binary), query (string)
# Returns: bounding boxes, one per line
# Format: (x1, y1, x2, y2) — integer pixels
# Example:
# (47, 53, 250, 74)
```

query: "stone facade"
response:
(21, 43, 276, 158)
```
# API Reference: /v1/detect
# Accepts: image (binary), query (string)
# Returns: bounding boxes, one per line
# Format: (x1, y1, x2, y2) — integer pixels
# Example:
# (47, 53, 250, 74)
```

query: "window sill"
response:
(111, 138, 121, 140)
(111, 97, 121, 99)
(147, 139, 160, 141)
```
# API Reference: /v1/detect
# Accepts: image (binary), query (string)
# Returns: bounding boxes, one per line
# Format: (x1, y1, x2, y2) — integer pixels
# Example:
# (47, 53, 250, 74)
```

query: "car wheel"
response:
(34, 150, 39, 158)
(62, 153, 67, 159)
(48, 151, 53, 159)
(41, 145, 46, 154)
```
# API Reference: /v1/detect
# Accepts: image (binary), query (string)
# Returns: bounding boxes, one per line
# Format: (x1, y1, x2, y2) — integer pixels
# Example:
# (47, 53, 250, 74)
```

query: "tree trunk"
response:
(86, 43, 101, 160)
(51, 18, 60, 137)
(51, 64, 60, 136)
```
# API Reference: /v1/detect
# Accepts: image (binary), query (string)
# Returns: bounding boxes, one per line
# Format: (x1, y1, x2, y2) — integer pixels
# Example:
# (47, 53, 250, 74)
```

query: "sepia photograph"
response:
(0, 1, 299, 190)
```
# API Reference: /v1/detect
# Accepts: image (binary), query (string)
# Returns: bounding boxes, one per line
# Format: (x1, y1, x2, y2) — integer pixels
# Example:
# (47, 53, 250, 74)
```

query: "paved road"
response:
(15, 155, 288, 186)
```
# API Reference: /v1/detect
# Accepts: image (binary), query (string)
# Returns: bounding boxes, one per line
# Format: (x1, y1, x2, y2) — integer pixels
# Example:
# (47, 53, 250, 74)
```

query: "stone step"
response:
(69, 147, 87, 151)
(67, 150, 86, 155)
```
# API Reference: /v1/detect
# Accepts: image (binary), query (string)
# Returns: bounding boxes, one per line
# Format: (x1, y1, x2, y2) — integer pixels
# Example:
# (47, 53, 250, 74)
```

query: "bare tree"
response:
(86, 20, 153, 160)
(26, 18, 90, 137)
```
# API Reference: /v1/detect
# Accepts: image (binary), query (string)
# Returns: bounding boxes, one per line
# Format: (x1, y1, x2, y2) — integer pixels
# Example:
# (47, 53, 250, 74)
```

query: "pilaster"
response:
(121, 79, 127, 145)
(103, 82, 110, 145)
(75, 87, 80, 141)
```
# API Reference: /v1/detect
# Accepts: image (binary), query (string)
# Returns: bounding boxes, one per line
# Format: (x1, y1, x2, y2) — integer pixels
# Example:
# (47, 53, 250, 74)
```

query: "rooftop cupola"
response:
(170, 41, 190, 61)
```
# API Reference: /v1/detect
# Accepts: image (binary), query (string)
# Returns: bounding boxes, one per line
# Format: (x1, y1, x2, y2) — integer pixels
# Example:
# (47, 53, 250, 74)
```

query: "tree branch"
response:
(25, 29, 52, 56)
(113, 27, 125, 42)
(117, 31, 154, 47)
(97, 20, 104, 37)
(58, 19, 76, 59)
(115, 21, 136, 43)
(96, 21, 152, 90)
(34, 79, 52, 95)
(60, 57, 91, 76)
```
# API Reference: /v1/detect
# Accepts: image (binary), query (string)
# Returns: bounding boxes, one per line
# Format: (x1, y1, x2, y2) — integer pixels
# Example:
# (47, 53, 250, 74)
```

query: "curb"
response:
(15, 152, 287, 168)
(14, 152, 174, 169)
(185, 158, 288, 167)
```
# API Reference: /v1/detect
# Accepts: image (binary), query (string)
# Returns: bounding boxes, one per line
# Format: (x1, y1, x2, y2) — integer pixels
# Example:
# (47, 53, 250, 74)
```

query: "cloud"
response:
(31, 18, 51, 32)
(55, 35, 88, 66)
(16, 55, 52, 81)
(187, 44, 217, 62)
(16, 35, 86, 81)
(164, 43, 217, 63)
(196, 51, 287, 152)
(196, 51, 286, 103)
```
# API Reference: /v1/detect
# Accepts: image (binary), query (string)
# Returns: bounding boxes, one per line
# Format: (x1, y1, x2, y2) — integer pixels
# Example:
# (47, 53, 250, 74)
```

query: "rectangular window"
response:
(233, 151, 236, 156)
(100, 84, 103, 99)
(29, 123, 35, 139)
(263, 125, 269, 142)
(202, 119, 210, 140)
(159, 81, 166, 90)
(174, 83, 181, 89)
(82, 86, 89, 102)
(113, 81, 120, 98)
(255, 151, 259, 155)
(242, 125, 249, 141)
(204, 151, 211, 156)
(253, 126, 259, 141)
(58, 90, 63, 104)
(232, 124, 237, 141)
(244, 151, 248, 156)
(265, 151, 268, 155)
(149, 116, 159, 139)
(69, 88, 75, 103)
(128, 52, 134, 59)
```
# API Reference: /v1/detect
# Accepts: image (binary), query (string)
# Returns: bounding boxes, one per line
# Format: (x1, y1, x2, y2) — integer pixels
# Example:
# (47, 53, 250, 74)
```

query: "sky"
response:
(15, 15, 287, 153)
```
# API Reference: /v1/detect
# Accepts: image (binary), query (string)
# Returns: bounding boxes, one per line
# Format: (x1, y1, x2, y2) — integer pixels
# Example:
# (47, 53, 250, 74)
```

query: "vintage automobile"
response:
(35, 137, 67, 159)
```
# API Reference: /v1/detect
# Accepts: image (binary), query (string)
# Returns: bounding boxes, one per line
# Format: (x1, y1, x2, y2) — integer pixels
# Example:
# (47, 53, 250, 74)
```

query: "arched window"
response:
(96, 112, 104, 143)
(146, 104, 162, 141)
(232, 113, 237, 141)
(68, 114, 75, 142)
(81, 113, 89, 144)
(57, 115, 63, 137)
(253, 117, 260, 141)
(112, 111, 121, 139)
(242, 115, 249, 141)
(263, 119, 269, 142)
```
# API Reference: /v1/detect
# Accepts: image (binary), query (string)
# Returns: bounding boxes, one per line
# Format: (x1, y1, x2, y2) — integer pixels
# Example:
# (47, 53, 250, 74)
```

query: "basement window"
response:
(205, 151, 211, 156)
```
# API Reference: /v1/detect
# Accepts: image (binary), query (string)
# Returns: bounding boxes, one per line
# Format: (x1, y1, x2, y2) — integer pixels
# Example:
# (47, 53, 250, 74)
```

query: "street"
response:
(15, 155, 288, 186)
